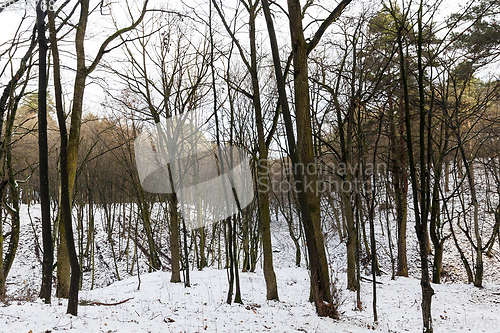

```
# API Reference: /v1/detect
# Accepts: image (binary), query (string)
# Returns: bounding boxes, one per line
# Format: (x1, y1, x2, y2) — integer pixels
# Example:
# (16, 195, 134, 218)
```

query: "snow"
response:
(2, 266, 500, 332)
(1, 200, 500, 332)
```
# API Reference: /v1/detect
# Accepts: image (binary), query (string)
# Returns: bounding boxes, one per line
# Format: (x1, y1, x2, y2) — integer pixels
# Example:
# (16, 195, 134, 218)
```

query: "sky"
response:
(0, 0, 477, 118)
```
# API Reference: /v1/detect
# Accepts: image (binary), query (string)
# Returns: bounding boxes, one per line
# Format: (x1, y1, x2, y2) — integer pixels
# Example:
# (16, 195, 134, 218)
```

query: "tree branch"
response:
(307, 0, 352, 54)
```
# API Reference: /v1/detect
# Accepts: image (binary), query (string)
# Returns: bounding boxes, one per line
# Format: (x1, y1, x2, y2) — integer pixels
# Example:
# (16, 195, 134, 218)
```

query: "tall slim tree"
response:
(387, 1, 434, 330)
(211, 0, 278, 301)
(47, 2, 81, 315)
(261, 0, 352, 318)
(287, 0, 352, 300)
(37, 1, 53, 304)
(56, 0, 149, 297)
(0, 11, 38, 299)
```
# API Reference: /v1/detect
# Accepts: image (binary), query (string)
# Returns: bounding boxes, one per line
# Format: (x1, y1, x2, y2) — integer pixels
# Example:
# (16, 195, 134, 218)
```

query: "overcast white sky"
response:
(0, 0, 475, 117)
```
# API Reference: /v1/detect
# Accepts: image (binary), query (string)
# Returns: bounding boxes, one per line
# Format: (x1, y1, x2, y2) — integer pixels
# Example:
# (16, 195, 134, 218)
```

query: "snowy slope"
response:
(1, 201, 500, 332)
(2, 266, 500, 332)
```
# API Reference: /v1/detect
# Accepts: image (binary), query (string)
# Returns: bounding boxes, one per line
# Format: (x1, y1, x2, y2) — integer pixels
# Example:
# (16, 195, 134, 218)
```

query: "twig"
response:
(361, 276, 383, 285)
(83, 297, 134, 306)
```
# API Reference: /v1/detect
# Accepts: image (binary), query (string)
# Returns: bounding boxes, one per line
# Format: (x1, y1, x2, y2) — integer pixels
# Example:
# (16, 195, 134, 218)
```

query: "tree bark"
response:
(248, 0, 278, 301)
(430, 124, 448, 284)
(389, 99, 408, 277)
(56, 214, 70, 297)
(58, 0, 149, 295)
(0, 201, 4, 299)
(261, 0, 352, 318)
(138, 191, 161, 270)
(169, 194, 181, 282)
(48, 6, 81, 315)
(287, 0, 332, 302)
(391, 1, 434, 330)
(37, 2, 54, 304)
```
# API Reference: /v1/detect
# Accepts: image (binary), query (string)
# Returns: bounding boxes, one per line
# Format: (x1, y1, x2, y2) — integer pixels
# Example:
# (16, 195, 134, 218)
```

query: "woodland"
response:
(0, 0, 500, 332)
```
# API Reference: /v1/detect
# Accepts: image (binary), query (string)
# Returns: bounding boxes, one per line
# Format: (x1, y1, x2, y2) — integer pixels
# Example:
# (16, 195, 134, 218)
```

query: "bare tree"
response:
(261, 0, 352, 318)
(211, 0, 279, 301)
(54, 0, 149, 297)
(0, 10, 37, 300)
(36, 1, 53, 304)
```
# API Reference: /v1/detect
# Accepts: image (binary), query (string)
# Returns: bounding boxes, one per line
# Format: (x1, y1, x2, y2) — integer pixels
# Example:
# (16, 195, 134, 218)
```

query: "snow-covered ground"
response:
(2, 265, 500, 332)
(1, 201, 500, 332)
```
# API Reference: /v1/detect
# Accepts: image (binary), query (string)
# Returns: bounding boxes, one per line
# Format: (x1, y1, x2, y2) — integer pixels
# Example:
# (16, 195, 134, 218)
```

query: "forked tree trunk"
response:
(37, 2, 54, 304)
(48, 6, 81, 315)
(261, 0, 352, 318)
(286, 0, 332, 303)
(57, 0, 91, 298)
(58, 0, 149, 295)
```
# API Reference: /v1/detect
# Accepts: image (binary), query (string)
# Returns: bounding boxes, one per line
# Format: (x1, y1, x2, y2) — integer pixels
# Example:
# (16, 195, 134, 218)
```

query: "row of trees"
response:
(1, 1, 499, 332)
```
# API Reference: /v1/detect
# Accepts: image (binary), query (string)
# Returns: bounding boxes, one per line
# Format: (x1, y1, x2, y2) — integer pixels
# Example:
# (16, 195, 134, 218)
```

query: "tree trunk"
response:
(258, 159, 279, 300)
(392, 2, 434, 329)
(233, 215, 242, 304)
(169, 194, 181, 282)
(449, 209, 474, 283)
(48, 5, 82, 315)
(3, 106, 22, 281)
(60, 0, 149, 294)
(462, 151, 482, 287)
(37, 2, 53, 304)
(389, 101, 409, 277)
(199, 226, 207, 269)
(54, 0, 90, 298)
(287, 0, 332, 302)
(181, 216, 190, 287)
(56, 214, 71, 297)
(226, 217, 234, 304)
(138, 192, 161, 271)
(331, 57, 357, 290)
(355, 194, 362, 310)
(285, 189, 302, 267)
(342, 191, 357, 290)
(432, 241, 444, 283)
(430, 126, 448, 284)
(248, 2, 278, 300)
(261, 0, 351, 317)
(0, 208, 4, 299)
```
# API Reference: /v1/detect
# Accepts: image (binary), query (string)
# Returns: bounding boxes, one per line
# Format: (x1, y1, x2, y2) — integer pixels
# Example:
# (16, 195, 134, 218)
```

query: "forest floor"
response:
(1, 204, 500, 332)
(2, 265, 500, 332)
